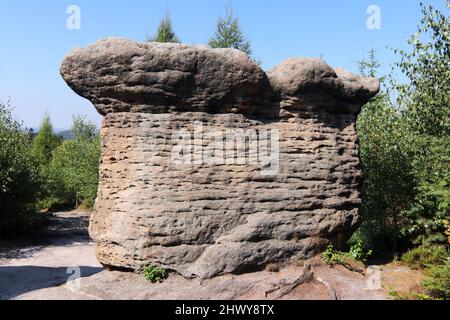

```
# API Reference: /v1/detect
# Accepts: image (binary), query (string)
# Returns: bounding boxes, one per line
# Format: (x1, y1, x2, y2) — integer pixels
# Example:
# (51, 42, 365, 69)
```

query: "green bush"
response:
(322, 242, 373, 276)
(37, 114, 100, 210)
(402, 245, 449, 270)
(322, 245, 348, 265)
(322, 245, 358, 266)
(422, 259, 450, 300)
(31, 116, 63, 210)
(349, 241, 373, 262)
(401, 245, 449, 300)
(388, 287, 409, 300)
(48, 135, 100, 210)
(143, 265, 168, 283)
(355, 1, 450, 252)
(0, 102, 42, 234)
(31, 115, 61, 167)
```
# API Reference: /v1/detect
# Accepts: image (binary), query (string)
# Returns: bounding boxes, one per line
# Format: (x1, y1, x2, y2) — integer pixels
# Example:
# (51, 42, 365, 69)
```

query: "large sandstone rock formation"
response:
(61, 38, 379, 279)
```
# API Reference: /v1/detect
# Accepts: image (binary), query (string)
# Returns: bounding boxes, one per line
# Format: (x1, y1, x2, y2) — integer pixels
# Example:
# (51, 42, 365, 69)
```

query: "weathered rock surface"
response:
(60, 38, 272, 116)
(61, 38, 379, 279)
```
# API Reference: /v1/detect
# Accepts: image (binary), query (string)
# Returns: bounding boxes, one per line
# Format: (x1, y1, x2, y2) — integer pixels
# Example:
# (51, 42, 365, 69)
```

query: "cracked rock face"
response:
(61, 37, 379, 279)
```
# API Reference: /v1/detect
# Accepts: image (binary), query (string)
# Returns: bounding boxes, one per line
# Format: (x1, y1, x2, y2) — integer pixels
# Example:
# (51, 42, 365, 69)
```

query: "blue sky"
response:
(0, 0, 447, 129)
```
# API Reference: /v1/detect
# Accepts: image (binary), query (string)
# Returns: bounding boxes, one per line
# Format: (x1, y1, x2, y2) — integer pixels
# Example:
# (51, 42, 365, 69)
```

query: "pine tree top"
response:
(208, 6, 252, 56)
(148, 14, 180, 43)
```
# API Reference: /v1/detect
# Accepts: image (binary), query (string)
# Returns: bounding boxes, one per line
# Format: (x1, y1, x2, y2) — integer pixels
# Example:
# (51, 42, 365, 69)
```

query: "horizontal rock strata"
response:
(61, 37, 379, 278)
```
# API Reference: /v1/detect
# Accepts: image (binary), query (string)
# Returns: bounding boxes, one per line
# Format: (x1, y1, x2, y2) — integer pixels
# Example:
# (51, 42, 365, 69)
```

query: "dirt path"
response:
(0, 211, 102, 300)
(1, 211, 421, 300)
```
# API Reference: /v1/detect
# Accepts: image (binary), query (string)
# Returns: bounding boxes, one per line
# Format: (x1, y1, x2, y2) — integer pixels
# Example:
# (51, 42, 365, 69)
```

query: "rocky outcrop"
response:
(61, 37, 379, 279)
(60, 38, 272, 116)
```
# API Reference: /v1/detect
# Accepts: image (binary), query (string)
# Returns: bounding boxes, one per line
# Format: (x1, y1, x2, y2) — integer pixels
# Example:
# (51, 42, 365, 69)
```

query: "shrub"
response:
(143, 265, 168, 283)
(48, 137, 100, 209)
(322, 245, 346, 265)
(45, 115, 100, 210)
(388, 287, 409, 300)
(322, 246, 351, 265)
(401, 245, 448, 270)
(349, 240, 373, 262)
(422, 259, 450, 300)
(0, 102, 42, 234)
(322, 242, 373, 265)
(355, 1, 450, 252)
(31, 115, 61, 166)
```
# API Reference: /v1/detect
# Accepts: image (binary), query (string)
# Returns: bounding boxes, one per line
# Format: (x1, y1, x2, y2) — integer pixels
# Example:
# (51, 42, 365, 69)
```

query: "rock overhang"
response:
(61, 37, 379, 118)
(61, 37, 379, 278)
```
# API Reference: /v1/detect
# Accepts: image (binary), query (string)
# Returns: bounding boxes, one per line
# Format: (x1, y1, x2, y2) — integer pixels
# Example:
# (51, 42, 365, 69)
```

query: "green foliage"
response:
(388, 287, 409, 300)
(208, 6, 252, 56)
(322, 243, 372, 266)
(1, 108, 100, 235)
(349, 240, 373, 262)
(401, 137, 450, 246)
(0, 102, 42, 234)
(322, 245, 348, 265)
(390, 1, 450, 137)
(32, 115, 63, 209)
(422, 259, 450, 300)
(394, 2, 450, 247)
(400, 244, 449, 300)
(72, 113, 98, 141)
(411, 292, 434, 300)
(31, 115, 61, 165)
(355, 83, 417, 251)
(143, 265, 168, 283)
(401, 245, 449, 269)
(388, 287, 436, 301)
(147, 14, 180, 43)
(47, 115, 100, 209)
(357, 47, 382, 78)
(354, 1, 450, 252)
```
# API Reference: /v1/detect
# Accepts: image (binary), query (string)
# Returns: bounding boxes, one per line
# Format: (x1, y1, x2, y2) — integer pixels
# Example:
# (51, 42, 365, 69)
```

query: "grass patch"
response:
(401, 245, 448, 270)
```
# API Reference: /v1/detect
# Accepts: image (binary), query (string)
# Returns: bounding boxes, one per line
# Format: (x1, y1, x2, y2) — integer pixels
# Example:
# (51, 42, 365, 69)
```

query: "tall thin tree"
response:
(148, 14, 180, 43)
(208, 6, 252, 56)
(32, 115, 61, 165)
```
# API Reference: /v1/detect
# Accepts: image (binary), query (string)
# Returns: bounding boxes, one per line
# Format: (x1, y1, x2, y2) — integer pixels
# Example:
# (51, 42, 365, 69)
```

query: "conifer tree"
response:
(208, 6, 252, 56)
(32, 115, 61, 165)
(148, 14, 180, 43)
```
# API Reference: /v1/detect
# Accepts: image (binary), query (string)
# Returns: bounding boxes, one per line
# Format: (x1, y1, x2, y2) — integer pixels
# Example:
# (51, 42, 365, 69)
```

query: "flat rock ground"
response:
(0, 211, 423, 300)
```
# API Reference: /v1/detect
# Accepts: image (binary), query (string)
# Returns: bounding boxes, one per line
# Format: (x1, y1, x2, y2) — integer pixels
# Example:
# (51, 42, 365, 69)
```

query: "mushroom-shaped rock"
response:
(61, 37, 272, 116)
(268, 57, 379, 114)
(61, 38, 379, 279)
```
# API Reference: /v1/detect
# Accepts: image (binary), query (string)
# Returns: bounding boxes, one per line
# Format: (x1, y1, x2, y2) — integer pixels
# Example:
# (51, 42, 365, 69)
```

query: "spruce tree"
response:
(148, 14, 180, 43)
(32, 115, 61, 165)
(357, 47, 383, 80)
(208, 6, 252, 56)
